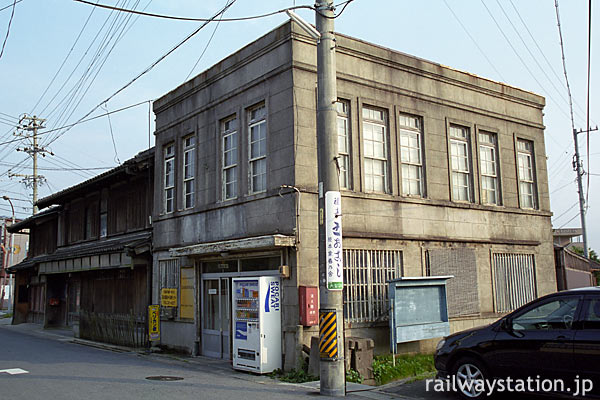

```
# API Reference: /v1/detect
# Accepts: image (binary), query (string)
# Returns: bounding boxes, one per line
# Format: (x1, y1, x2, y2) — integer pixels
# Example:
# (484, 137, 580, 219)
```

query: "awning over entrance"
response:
(169, 234, 295, 257)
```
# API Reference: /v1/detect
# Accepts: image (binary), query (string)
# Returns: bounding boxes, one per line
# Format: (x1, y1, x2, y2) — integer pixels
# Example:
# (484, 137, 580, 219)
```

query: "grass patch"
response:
(373, 354, 436, 385)
(270, 359, 317, 383)
(0, 312, 12, 319)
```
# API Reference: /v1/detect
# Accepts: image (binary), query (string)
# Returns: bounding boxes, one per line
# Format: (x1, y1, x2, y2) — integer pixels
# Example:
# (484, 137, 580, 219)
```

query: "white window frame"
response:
(399, 113, 424, 197)
(362, 106, 388, 193)
(517, 139, 537, 209)
(182, 135, 195, 209)
(337, 100, 351, 190)
(222, 116, 238, 200)
(449, 125, 472, 202)
(479, 131, 500, 205)
(164, 144, 175, 214)
(248, 104, 267, 194)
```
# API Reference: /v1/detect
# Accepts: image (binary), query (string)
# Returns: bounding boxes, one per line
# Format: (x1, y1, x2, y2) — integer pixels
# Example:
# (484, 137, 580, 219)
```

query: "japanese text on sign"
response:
(148, 305, 160, 341)
(325, 191, 343, 290)
(161, 288, 178, 307)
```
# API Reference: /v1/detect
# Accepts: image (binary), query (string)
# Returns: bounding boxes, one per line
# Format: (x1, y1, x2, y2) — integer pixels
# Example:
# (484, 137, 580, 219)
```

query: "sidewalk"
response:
(0, 316, 403, 399)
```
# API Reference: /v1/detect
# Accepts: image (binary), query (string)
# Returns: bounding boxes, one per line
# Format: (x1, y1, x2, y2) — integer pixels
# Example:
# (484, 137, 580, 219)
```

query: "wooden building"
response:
(8, 149, 154, 347)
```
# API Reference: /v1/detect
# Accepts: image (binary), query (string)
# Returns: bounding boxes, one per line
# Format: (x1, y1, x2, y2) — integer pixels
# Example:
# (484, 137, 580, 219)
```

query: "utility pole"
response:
(572, 125, 598, 258)
(315, 1, 345, 396)
(11, 115, 52, 215)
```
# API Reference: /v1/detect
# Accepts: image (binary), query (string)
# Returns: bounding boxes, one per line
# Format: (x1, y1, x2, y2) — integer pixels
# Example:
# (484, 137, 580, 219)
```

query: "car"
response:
(434, 287, 600, 399)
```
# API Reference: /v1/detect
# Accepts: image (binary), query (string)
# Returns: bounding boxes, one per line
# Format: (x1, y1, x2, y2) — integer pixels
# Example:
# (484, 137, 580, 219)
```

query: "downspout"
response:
(279, 185, 301, 245)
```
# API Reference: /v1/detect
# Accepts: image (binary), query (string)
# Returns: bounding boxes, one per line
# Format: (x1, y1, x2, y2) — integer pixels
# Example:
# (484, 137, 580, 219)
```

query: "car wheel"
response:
(451, 357, 490, 399)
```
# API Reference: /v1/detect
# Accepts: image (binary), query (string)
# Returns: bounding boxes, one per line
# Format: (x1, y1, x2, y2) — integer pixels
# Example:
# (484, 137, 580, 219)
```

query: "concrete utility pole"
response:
(572, 126, 598, 258)
(1, 196, 15, 310)
(11, 115, 51, 215)
(315, 1, 345, 396)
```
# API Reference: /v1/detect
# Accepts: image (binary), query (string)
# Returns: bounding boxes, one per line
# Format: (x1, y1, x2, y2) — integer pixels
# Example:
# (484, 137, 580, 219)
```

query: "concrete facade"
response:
(152, 22, 555, 368)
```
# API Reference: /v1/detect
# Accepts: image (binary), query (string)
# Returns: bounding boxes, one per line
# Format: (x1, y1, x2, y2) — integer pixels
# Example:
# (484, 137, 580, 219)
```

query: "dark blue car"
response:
(434, 287, 600, 399)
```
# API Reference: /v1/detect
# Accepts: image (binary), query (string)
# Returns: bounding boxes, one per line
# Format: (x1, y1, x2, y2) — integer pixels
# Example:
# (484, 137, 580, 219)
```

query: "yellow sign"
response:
(161, 288, 178, 307)
(148, 305, 160, 341)
(180, 267, 194, 319)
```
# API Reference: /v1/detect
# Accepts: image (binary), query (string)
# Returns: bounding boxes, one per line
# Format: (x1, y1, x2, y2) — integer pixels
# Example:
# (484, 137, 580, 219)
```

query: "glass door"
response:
(201, 277, 231, 359)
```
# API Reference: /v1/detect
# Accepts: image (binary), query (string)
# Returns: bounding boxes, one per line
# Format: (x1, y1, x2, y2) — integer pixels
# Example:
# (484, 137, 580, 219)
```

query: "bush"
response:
(372, 354, 435, 385)
(270, 359, 317, 383)
(345, 368, 363, 384)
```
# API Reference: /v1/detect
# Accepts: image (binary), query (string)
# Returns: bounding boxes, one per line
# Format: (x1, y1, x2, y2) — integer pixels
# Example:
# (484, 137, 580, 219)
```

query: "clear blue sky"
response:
(0, 0, 598, 251)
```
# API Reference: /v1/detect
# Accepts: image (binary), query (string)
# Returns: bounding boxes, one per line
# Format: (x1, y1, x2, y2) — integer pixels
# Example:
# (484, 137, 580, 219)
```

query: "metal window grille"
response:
(492, 253, 537, 313)
(343, 249, 402, 323)
(159, 259, 180, 289)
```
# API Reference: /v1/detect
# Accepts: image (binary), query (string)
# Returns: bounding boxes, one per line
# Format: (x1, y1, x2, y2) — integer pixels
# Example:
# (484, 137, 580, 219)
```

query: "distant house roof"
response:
(7, 206, 61, 233)
(36, 147, 154, 209)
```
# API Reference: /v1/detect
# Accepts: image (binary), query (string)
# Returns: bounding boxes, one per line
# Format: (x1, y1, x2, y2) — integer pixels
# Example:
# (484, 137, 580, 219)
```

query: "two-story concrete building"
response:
(151, 21, 555, 370)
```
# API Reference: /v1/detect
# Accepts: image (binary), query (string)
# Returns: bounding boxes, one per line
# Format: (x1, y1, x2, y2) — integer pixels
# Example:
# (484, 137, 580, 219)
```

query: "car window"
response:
(512, 297, 578, 331)
(581, 297, 600, 330)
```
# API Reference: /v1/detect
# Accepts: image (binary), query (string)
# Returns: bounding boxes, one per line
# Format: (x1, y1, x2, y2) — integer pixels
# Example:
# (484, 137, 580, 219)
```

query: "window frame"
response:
(182, 135, 196, 210)
(221, 116, 238, 200)
(398, 113, 425, 197)
(163, 143, 175, 214)
(337, 100, 351, 190)
(361, 105, 389, 194)
(448, 123, 473, 203)
(516, 137, 538, 210)
(477, 129, 501, 206)
(247, 103, 267, 194)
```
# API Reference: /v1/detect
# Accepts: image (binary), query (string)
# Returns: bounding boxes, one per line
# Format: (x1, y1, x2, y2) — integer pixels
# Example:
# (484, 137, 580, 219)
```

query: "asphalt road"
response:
(0, 325, 375, 400)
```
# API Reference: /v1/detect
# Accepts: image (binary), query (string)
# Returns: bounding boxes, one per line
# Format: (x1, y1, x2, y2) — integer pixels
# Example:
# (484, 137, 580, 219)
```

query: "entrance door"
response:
(202, 278, 231, 359)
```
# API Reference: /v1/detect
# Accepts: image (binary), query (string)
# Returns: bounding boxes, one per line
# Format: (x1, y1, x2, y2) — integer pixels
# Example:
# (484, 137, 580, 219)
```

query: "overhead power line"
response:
(0, 99, 149, 146)
(0, 0, 17, 60)
(0, 0, 22, 13)
(46, 1, 238, 147)
(73, 0, 314, 22)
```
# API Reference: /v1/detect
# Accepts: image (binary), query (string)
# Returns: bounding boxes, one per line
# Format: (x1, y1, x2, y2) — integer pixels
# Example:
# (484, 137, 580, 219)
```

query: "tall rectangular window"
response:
(337, 101, 351, 189)
(362, 106, 388, 193)
(164, 144, 175, 214)
(479, 131, 499, 205)
(449, 125, 472, 202)
(183, 135, 195, 209)
(248, 104, 267, 194)
(222, 117, 238, 200)
(517, 139, 536, 209)
(399, 114, 424, 196)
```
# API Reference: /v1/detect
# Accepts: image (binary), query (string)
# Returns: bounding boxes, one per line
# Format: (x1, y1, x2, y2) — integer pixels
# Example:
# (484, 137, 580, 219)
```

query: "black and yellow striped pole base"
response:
(319, 309, 338, 361)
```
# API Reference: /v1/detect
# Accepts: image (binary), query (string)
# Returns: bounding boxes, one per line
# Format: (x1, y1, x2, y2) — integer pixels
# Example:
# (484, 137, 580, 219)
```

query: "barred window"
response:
(492, 253, 537, 313)
(159, 259, 180, 316)
(343, 249, 402, 323)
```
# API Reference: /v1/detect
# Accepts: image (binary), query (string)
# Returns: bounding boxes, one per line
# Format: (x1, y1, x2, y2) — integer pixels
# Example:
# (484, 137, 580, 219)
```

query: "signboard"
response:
(148, 305, 160, 341)
(325, 191, 343, 290)
(180, 267, 194, 319)
(161, 288, 178, 307)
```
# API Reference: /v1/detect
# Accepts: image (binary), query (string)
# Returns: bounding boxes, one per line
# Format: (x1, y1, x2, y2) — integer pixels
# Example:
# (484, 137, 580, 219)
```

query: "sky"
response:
(0, 0, 598, 251)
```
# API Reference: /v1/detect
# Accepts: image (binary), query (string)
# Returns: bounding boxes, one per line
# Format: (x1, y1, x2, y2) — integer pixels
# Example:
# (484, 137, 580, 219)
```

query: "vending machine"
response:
(232, 276, 281, 373)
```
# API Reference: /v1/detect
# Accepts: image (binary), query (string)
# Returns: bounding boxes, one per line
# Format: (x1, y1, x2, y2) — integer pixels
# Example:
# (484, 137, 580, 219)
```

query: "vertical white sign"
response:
(325, 191, 343, 290)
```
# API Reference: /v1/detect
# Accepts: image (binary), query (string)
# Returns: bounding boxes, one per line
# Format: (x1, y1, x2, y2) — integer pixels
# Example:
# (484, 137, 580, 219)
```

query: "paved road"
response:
(0, 325, 388, 400)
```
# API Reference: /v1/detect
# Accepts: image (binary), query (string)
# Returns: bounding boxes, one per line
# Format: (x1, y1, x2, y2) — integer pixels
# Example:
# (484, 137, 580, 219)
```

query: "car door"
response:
(572, 295, 600, 397)
(491, 295, 580, 382)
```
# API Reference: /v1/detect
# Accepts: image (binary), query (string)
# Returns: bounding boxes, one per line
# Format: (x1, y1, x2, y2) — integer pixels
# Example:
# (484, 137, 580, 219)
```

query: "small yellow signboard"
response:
(161, 288, 178, 307)
(180, 267, 194, 320)
(148, 305, 160, 341)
